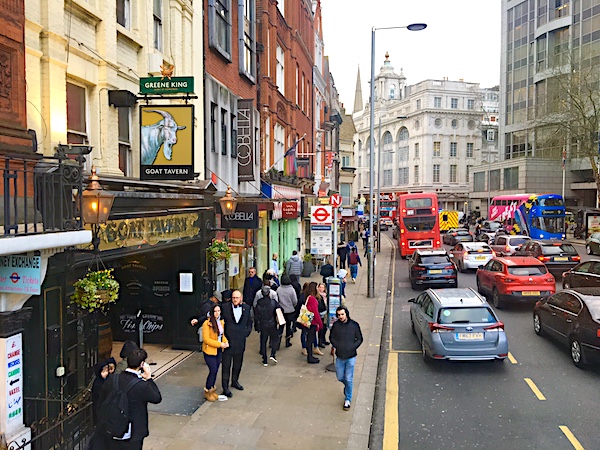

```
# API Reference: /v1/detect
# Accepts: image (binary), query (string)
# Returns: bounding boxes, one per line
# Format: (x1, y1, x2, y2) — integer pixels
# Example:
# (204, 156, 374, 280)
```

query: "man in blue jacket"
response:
(329, 306, 363, 411)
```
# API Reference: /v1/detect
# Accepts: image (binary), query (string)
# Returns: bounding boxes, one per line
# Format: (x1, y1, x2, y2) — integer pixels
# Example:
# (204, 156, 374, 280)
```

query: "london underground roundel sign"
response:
(311, 206, 333, 225)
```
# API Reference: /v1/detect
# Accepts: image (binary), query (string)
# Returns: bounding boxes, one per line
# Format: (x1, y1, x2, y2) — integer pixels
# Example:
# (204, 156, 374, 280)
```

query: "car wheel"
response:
(533, 313, 543, 335)
(492, 288, 505, 309)
(586, 244, 593, 255)
(476, 277, 484, 295)
(570, 337, 586, 368)
(421, 340, 432, 363)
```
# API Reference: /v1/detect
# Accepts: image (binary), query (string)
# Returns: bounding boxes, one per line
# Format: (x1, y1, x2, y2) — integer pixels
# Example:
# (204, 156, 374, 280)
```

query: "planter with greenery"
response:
(206, 239, 231, 262)
(71, 269, 120, 312)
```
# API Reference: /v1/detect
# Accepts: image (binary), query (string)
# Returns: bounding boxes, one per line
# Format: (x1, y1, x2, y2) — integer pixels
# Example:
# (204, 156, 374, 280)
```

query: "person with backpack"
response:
(348, 248, 362, 283)
(254, 285, 283, 366)
(95, 348, 161, 450)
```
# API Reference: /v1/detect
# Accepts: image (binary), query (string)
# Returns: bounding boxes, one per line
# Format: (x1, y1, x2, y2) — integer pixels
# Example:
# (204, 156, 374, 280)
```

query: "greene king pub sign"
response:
(140, 77, 194, 94)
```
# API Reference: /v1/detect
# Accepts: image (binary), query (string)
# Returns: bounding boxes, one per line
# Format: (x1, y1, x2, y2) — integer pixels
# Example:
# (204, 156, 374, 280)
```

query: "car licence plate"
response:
(554, 257, 568, 261)
(522, 291, 541, 296)
(475, 256, 487, 260)
(428, 269, 443, 274)
(456, 332, 484, 340)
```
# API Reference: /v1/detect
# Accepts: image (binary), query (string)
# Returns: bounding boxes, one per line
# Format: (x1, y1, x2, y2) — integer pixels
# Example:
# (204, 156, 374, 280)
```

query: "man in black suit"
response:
(242, 267, 262, 306)
(99, 348, 162, 449)
(220, 289, 253, 397)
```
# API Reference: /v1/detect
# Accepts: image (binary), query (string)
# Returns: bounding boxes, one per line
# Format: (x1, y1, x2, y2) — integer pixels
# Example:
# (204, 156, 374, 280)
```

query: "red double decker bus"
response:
(397, 192, 441, 258)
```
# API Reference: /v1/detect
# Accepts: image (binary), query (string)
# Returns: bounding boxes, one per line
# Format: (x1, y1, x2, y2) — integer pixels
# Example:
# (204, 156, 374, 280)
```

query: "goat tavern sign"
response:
(139, 105, 194, 180)
(140, 77, 194, 94)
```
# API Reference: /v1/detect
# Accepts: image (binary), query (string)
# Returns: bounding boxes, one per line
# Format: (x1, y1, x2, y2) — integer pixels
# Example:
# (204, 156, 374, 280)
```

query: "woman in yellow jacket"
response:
(201, 303, 229, 401)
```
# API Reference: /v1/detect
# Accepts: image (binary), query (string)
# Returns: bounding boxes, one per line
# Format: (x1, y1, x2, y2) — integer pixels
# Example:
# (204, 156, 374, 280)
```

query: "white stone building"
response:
(353, 54, 494, 213)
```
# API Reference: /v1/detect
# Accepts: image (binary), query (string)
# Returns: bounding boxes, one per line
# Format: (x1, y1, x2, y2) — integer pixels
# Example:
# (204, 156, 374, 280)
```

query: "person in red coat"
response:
(304, 282, 324, 364)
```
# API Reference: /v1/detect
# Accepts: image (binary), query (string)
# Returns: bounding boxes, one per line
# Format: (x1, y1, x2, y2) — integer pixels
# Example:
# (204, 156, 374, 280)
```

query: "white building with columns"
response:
(353, 54, 497, 214)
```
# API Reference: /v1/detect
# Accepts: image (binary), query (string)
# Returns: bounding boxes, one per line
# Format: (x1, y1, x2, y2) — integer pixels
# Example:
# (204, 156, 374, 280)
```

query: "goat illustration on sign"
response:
(141, 109, 186, 165)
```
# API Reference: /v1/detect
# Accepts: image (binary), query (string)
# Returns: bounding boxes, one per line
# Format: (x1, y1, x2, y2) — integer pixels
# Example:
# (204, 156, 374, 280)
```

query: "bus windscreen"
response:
(405, 198, 433, 208)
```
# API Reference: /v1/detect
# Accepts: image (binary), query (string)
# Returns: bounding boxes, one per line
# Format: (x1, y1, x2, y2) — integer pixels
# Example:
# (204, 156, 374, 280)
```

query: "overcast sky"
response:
(321, 0, 501, 111)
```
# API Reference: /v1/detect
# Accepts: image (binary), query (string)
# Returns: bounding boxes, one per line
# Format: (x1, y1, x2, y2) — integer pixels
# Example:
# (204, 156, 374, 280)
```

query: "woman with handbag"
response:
(299, 283, 322, 357)
(201, 303, 229, 401)
(317, 283, 330, 348)
(276, 274, 298, 348)
(301, 282, 324, 364)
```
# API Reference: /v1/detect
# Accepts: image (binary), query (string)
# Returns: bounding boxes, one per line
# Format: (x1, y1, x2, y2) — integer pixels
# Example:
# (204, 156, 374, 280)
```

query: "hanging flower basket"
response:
(206, 239, 231, 262)
(71, 269, 120, 312)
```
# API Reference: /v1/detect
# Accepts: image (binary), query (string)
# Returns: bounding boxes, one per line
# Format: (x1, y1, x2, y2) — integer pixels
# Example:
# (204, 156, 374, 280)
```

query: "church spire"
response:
(353, 65, 363, 113)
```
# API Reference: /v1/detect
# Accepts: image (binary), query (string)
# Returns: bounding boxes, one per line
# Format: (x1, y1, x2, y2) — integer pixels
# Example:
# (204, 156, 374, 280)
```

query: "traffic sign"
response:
(330, 194, 342, 208)
(311, 205, 333, 225)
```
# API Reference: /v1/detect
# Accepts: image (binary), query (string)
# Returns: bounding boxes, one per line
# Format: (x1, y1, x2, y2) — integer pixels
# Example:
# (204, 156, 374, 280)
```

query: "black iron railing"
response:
(1, 156, 85, 236)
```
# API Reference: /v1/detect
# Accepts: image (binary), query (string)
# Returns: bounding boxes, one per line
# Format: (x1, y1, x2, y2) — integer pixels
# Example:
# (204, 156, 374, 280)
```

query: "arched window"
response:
(383, 131, 393, 144)
(398, 127, 409, 141)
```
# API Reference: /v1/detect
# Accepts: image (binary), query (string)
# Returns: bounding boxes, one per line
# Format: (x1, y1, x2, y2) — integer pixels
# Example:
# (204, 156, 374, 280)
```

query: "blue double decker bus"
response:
(514, 193, 566, 240)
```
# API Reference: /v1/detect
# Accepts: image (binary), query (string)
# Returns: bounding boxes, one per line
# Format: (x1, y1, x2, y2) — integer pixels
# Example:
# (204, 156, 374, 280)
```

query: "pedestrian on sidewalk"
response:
(330, 306, 363, 411)
(255, 286, 283, 366)
(303, 282, 324, 364)
(95, 348, 162, 449)
(114, 340, 139, 374)
(337, 240, 348, 269)
(317, 283, 330, 348)
(91, 357, 116, 424)
(242, 267, 262, 306)
(360, 228, 367, 248)
(337, 269, 348, 301)
(285, 250, 303, 277)
(299, 282, 322, 357)
(201, 303, 229, 402)
(348, 248, 362, 283)
(319, 258, 334, 283)
(271, 253, 280, 276)
(276, 275, 298, 348)
(253, 281, 278, 307)
(220, 290, 252, 398)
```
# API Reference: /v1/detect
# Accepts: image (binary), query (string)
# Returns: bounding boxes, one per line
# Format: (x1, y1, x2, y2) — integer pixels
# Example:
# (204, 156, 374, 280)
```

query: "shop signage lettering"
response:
(153, 281, 171, 297)
(94, 213, 201, 250)
(221, 204, 259, 229)
(139, 76, 194, 94)
(0, 255, 42, 295)
(237, 99, 255, 181)
(6, 334, 23, 424)
(119, 313, 165, 334)
(281, 202, 298, 219)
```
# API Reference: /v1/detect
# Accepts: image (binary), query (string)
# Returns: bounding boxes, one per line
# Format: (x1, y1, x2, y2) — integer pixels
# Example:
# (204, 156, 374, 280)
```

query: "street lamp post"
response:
(367, 23, 426, 298)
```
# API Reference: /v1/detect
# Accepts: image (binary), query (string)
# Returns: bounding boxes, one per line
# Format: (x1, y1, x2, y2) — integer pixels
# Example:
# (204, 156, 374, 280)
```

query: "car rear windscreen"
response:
(507, 266, 547, 275)
(542, 244, 577, 255)
(510, 238, 530, 245)
(438, 307, 496, 324)
(420, 256, 450, 264)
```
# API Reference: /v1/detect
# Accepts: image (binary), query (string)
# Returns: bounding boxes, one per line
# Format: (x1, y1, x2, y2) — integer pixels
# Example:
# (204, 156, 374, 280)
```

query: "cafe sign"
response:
(139, 77, 194, 94)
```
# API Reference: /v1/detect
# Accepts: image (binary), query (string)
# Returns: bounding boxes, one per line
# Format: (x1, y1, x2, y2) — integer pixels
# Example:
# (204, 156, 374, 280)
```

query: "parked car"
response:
(476, 256, 556, 309)
(443, 228, 474, 245)
(449, 242, 495, 272)
(562, 260, 600, 289)
(533, 288, 600, 367)
(409, 288, 509, 362)
(408, 249, 458, 290)
(476, 232, 495, 245)
(513, 239, 580, 276)
(585, 232, 600, 255)
(489, 235, 531, 256)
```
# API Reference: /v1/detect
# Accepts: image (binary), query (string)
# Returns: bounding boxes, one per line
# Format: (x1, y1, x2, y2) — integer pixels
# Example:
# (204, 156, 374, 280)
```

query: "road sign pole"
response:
(333, 207, 338, 277)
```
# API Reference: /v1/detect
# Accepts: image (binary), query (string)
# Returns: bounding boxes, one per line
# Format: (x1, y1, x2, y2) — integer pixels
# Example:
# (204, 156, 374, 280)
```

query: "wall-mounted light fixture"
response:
(219, 185, 238, 215)
(81, 167, 115, 251)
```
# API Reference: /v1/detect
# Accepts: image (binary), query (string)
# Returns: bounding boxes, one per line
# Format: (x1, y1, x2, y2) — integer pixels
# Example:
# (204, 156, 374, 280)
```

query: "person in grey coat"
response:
(253, 283, 278, 308)
(285, 250, 303, 277)
(276, 274, 298, 347)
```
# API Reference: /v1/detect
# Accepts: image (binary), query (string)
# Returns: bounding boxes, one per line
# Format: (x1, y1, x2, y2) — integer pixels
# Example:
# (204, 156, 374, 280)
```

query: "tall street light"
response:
(368, 23, 427, 298)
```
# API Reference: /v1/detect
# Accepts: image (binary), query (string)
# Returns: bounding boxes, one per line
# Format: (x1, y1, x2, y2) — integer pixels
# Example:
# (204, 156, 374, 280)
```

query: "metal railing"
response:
(1, 156, 85, 236)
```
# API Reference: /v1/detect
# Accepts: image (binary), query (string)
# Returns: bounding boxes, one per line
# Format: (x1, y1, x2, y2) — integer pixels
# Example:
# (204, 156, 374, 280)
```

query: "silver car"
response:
(450, 242, 495, 272)
(409, 288, 509, 362)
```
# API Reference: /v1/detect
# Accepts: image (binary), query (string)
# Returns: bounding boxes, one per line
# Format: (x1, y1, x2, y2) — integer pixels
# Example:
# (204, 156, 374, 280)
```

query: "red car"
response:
(476, 257, 556, 309)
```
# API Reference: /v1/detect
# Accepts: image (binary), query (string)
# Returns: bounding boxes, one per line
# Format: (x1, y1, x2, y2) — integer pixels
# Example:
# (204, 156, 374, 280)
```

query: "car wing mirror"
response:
(479, 265, 484, 269)
(408, 298, 415, 303)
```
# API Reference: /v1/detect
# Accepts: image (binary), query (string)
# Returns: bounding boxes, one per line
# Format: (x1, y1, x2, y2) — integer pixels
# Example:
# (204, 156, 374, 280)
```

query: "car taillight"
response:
(538, 256, 550, 262)
(505, 245, 510, 252)
(545, 277, 555, 283)
(484, 321, 505, 331)
(572, 256, 581, 261)
(444, 265, 455, 270)
(428, 323, 454, 332)
(492, 250, 496, 256)
(414, 266, 426, 271)
(597, 329, 600, 338)
(463, 252, 469, 260)
(452, 233, 457, 236)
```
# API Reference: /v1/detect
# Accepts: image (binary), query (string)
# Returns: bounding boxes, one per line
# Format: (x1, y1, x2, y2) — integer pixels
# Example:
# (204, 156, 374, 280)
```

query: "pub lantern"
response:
(81, 168, 115, 251)
(219, 185, 238, 215)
